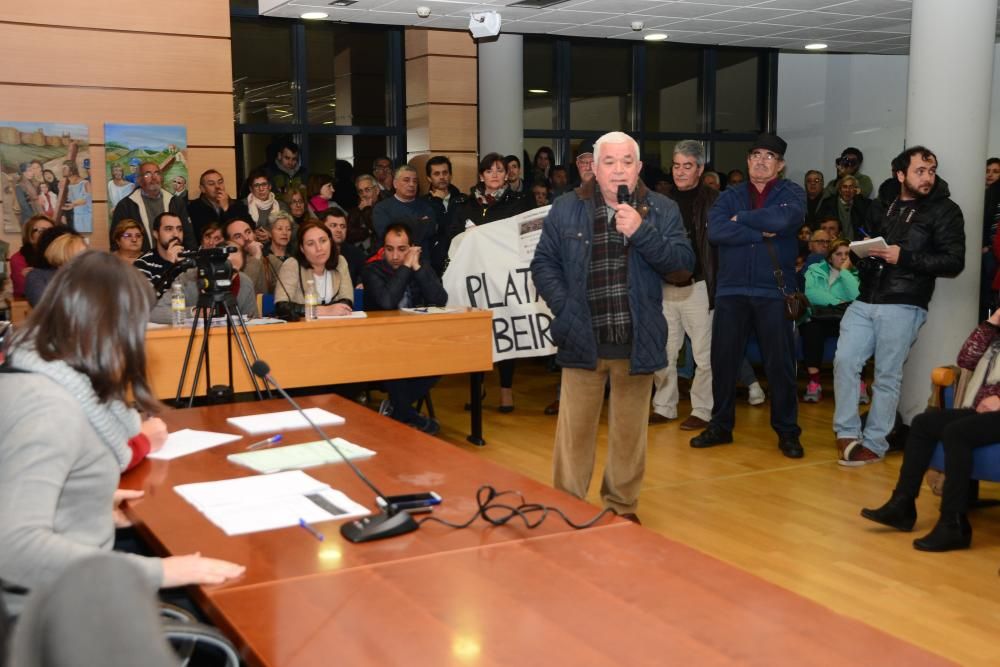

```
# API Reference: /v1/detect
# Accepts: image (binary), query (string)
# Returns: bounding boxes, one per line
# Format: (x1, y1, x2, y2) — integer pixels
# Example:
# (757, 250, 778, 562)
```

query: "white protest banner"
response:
(443, 206, 556, 363)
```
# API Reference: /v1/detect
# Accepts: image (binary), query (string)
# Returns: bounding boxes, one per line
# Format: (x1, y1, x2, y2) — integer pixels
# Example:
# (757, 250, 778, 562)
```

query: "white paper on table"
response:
(148, 429, 243, 461)
(226, 407, 345, 435)
(227, 438, 376, 474)
(316, 311, 368, 320)
(848, 236, 888, 259)
(173, 471, 369, 536)
(203, 489, 369, 536)
(174, 470, 328, 511)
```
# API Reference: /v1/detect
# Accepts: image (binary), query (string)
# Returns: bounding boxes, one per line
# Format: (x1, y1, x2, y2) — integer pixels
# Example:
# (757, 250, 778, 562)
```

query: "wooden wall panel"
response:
(0, 24, 231, 92)
(0, 85, 234, 146)
(0, 1, 231, 38)
(405, 27, 476, 59)
(407, 104, 478, 154)
(406, 56, 477, 107)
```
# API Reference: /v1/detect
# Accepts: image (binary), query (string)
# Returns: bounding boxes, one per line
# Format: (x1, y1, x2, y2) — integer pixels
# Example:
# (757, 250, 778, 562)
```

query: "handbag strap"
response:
(762, 238, 791, 295)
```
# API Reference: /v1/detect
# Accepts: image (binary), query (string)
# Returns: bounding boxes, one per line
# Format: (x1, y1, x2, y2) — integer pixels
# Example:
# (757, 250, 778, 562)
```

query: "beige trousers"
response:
(553, 358, 653, 514)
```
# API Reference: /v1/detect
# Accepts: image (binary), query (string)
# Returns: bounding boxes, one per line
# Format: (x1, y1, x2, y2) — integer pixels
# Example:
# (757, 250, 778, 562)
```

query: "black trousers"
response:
(498, 358, 515, 389)
(895, 408, 1000, 513)
(798, 318, 841, 369)
(710, 295, 800, 436)
(386, 376, 440, 424)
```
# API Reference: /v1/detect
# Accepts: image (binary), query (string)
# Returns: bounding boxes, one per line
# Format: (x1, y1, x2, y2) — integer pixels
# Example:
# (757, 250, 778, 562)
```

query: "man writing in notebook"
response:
(833, 146, 965, 466)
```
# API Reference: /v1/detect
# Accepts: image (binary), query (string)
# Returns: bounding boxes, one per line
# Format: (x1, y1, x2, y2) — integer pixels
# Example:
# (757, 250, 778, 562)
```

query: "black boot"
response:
(860, 491, 917, 532)
(913, 513, 972, 552)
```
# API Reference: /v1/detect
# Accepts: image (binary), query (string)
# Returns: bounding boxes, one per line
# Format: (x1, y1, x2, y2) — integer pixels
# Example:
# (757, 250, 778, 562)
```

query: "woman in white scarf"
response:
(246, 169, 289, 240)
(861, 309, 1000, 552)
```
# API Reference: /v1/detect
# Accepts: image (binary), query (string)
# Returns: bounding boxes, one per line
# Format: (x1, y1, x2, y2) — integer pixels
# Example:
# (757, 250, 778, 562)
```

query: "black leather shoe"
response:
(860, 492, 917, 532)
(777, 433, 804, 459)
(913, 513, 972, 552)
(690, 425, 733, 449)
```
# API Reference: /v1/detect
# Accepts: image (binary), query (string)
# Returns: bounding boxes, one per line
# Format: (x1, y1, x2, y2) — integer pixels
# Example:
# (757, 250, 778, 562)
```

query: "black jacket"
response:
(451, 187, 531, 238)
(856, 177, 965, 310)
(361, 259, 448, 311)
(666, 184, 719, 308)
(424, 185, 469, 275)
(187, 197, 250, 241)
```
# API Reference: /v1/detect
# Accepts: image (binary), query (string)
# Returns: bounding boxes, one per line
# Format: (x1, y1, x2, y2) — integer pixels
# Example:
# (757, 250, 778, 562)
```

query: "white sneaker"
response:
(748, 382, 766, 406)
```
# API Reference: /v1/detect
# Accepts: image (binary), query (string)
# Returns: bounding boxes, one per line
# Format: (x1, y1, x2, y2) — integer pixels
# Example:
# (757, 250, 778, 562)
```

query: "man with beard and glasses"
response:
(833, 146, 965, 466)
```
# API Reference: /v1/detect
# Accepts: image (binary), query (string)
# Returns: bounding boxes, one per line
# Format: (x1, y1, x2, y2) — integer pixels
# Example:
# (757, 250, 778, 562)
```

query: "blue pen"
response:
(298, 518, 325, 541)
(246, 434, 282, 450)
(856, 226, 870, 238)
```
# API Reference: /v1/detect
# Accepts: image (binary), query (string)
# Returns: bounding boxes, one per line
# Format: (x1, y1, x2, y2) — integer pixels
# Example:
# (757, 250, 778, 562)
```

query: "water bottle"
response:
(170, 280, 186, 327)
(304, 279, 318, 321)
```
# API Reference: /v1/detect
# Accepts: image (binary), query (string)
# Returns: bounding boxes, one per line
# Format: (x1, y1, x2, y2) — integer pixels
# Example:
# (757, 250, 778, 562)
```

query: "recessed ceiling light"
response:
(301, 12, 328, 20)
(644, 33, 668, 42)
(527, 89, 549, 94)
(804, 42, 828, 50)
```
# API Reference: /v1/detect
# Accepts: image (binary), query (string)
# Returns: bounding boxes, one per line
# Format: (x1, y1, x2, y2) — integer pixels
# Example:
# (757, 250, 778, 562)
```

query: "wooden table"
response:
(124, 396, 950, 667)
(145, 309, 493, 444)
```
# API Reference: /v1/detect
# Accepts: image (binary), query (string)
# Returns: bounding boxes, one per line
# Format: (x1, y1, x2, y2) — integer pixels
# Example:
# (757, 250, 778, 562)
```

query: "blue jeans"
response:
(833, 301, 927, 456)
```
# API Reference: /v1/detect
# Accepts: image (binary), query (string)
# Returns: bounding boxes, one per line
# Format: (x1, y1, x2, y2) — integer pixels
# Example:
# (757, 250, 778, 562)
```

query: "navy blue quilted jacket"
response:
(708, 179, 806, 300)
(531, 180, 695, 374)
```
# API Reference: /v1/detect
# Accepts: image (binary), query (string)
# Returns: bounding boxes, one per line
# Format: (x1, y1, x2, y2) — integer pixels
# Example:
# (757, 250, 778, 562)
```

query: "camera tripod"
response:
(174, 289, 270, 407)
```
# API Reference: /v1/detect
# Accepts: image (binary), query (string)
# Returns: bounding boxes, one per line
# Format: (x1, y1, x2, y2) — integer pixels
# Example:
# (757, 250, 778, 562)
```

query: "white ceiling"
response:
(256, 0, 990, 55)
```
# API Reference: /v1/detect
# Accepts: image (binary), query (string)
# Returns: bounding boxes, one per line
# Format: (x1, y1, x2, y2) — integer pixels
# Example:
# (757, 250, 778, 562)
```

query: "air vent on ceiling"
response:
(507, 0, 569, 8)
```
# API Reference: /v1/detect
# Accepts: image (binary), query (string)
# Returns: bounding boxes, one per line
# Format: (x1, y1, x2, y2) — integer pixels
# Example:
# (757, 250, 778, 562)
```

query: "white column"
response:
(477, 34, 523, 158)
(899, 0, 998, 421)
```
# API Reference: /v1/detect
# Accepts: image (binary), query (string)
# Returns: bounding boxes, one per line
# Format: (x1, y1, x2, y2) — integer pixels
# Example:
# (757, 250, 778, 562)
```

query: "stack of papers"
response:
(148, 429, 242, 461)
(227, 407, 345, 435)
(228, 438, 376, 474)
(848, 236, 888, 258)
(317, 311, 368, 320)
(174, 470, 370, 535)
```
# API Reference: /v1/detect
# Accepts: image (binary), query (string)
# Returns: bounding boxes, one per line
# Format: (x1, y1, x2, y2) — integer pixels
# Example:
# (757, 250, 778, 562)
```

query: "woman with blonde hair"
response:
(24, 227, 88, 306)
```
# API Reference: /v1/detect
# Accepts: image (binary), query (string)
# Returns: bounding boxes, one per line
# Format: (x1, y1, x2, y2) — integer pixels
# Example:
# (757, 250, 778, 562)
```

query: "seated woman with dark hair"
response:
(24, 227, 88, 307)
(861, 309, 1000, 552)
(273, 219, 353, 321)
(9, 214, 54, 298)
(0, 252, 244, 619)
(800, 239, 859, 402)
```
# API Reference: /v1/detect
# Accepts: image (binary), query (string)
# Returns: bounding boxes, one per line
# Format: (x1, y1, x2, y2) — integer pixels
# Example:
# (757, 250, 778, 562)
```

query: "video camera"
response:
(178, 246, 236, 295)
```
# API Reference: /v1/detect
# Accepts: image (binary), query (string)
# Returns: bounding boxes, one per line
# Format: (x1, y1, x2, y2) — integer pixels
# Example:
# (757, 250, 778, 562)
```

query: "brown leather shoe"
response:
(544, 400, 559, 415)
(649, 412, 675, 425)
(679, 415, 709, 431)
(836, 437, 858, 457)
(618, 513, 642, 525)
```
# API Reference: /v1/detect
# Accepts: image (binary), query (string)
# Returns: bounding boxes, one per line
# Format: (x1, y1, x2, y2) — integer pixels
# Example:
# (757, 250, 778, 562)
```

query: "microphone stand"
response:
(252, 362, 418, 543)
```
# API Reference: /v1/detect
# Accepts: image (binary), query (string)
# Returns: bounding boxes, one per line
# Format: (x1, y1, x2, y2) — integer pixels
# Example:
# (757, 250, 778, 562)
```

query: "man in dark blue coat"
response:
(531, 131, 694, 522)
(690, 133, 807, 458)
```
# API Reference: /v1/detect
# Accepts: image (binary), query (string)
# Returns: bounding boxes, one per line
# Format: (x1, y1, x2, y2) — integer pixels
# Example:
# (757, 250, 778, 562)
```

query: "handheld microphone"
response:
(250, 360, 418, 543)
(616, 184, 630, 205)
(616, 185, 631, 246)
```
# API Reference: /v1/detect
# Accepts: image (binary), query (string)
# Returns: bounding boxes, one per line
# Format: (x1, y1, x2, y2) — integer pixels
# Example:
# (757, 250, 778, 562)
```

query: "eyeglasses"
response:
(251, 181, 270, 189)
(811, 239, 830, 244)
(140, 171, 161, 179)
(358, 186, 377, 193)
(749, 151, 779, 162)
(119, 232, 143, 240)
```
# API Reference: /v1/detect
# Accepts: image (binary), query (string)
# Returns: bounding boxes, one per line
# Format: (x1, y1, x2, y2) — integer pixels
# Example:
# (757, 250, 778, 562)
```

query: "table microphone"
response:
(250, 359, 418, 543)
